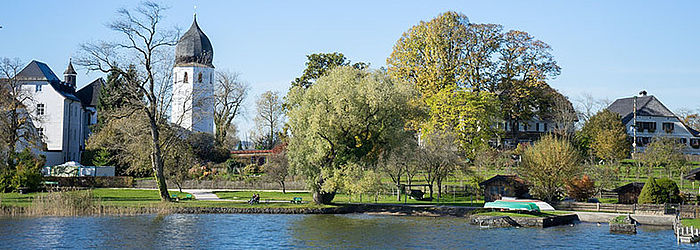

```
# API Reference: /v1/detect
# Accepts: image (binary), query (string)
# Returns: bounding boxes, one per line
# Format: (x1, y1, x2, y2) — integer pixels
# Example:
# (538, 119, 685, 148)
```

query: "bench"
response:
(291, 197, 303, 203)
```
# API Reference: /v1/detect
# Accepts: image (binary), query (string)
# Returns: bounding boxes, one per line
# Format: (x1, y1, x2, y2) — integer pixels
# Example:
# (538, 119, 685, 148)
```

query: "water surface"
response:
(0, 214, 693, 249)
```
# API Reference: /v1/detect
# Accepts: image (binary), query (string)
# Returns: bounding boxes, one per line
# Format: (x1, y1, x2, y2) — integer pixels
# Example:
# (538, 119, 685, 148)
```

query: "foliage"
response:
(186, 132, 230, 163)
(578, 109, 630, 163)
(1, 149, 44, 192)
(262, 146, 289, 193)
(518, 135, 582, 201)
(565, 175, 596, 202)
(473, 147, 516, 174)
(387, 11, 561, 150)
(584, 164, 620, 195)
(95, 65, 137, 132)
(243, 164, 261, 176)
(638, 177, 663, 204)
(639, 137, 687, 178)
(417, 131, 466, 200)
(225, 158, 245, 175)
(286, 66, 417, 203)
(655, 178, 681, 203)
(291, 52, 368, 89)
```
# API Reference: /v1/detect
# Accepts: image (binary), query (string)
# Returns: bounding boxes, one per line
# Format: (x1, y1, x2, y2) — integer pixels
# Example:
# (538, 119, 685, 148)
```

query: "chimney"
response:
(638, 90, 647, 97)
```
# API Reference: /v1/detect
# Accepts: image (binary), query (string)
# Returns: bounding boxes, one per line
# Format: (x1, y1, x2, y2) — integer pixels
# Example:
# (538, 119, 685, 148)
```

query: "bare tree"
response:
(213, 70, 248, 148)
(378, 136, 418, 201)
(575, 93, 610, 126)
(254, 91, 284, 149)
(76, 2, 180, 201)
(418, 131, 465, 201)
(263, 146, 289, 193)
(0, 58, 42, 167)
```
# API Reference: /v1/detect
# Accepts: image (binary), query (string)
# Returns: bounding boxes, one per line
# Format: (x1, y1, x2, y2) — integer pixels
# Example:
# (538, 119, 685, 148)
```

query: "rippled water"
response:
(0, 214, 694, 249)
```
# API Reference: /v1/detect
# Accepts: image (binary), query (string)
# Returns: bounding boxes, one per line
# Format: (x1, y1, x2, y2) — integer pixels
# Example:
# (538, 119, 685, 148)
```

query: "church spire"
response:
(64, 58, 77, 89)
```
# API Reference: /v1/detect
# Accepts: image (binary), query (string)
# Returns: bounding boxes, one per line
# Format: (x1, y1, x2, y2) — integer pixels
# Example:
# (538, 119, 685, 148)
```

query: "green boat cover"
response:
(483, 200, 540, 212)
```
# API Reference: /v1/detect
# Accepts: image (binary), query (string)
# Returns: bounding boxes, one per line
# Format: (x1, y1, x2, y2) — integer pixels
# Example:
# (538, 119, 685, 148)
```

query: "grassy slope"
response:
(682, 218, 700, 227)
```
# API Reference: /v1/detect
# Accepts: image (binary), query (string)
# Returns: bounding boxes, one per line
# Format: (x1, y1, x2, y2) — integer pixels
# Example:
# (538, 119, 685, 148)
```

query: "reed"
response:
(26, 189, 101, 216)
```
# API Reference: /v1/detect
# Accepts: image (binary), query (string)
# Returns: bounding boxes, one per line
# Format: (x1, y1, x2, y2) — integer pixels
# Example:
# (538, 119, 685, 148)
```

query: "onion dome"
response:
(175, 15, 214, 68)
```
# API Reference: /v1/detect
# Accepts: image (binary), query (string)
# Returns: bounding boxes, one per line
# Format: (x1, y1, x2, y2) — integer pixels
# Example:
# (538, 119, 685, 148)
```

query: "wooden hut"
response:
(612, 182, 645, 204)
(479, 175, 530, 202)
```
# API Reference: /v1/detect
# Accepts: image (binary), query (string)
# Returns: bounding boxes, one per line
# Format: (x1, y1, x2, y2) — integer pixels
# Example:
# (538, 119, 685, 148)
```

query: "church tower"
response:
(172, 15, 215, 134)
(64, 59, 77, 90)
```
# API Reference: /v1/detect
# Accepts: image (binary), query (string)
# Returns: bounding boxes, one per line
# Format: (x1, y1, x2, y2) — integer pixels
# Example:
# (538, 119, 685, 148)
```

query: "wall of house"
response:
(625, 115, 700, 155)
(172, 66, 214, 134)
(21, 81, 65, 153)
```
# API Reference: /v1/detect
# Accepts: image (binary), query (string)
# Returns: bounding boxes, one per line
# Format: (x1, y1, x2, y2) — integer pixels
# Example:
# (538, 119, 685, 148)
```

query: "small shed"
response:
(479, 175, 530, 202)
(612, 182, 645, 204)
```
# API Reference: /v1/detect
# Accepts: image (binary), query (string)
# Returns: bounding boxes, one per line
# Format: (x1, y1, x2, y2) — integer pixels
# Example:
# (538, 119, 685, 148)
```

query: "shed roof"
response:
(479, 175, 529, 187)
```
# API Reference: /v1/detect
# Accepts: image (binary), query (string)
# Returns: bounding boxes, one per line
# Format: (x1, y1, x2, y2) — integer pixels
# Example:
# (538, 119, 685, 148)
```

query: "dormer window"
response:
(35, 84, 42, 92)
(691, 139, 700, 149)
(662, 123, 674, 133)
(184, 72, 188, 83)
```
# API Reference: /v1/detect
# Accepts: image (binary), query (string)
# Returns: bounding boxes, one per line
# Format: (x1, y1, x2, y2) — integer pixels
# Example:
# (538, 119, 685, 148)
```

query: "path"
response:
(175, 189, 308, 203)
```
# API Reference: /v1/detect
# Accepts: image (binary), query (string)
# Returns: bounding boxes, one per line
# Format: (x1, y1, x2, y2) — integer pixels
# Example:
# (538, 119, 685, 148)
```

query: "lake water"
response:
(0, 213, 695, 249)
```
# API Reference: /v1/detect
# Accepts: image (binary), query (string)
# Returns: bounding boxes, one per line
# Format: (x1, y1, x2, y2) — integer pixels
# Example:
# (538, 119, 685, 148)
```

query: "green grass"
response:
(599, 198, 618, 204)
(0, 189, 337, 210)
(682, 218, 700, 227)
(473, 211, 571, 218)
(214, 190, 485, 207)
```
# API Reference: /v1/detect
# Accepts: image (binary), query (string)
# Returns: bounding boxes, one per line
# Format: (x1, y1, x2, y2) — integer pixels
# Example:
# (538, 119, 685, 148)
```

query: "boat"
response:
(483, 200, 540, 212)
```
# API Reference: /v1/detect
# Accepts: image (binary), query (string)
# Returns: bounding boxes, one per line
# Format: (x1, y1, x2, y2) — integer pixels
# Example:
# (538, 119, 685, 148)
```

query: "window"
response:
(184, 72, 188, 83)
(635, 122, 656, 133)
(37, 104, 45, 116)
(636, 137, 651, 146)
(544, 123, 548, 132)
(662, 122, 674, 133)
(37, 128, 44, 137)
(198, 72, 203, 83)
(536, 123, 540, 132)
(681, 138, 688, 144)
(174, 73, 177, 83)
(691, 139, 700, 149)
(35, 84, 42, 92)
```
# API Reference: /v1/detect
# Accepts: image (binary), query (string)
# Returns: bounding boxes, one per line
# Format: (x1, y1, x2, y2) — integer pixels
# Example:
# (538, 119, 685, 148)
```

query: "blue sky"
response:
(1, 1, 699, 137)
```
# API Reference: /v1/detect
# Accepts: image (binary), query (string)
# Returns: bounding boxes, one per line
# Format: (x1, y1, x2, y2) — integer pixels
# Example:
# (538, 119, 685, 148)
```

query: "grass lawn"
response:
(214, 190, 484, 207)
(682, 218, 700, 227)
(473, 211, 571, 218)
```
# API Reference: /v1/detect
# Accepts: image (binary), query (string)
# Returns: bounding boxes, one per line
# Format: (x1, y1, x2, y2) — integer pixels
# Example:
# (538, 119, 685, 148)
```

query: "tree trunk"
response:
(313, 190, 336, 204)
(149, 120, 170, 202)
(437, 180, 442, 202)
(428, 183, 434, 199)
(281, 181, 286, 194)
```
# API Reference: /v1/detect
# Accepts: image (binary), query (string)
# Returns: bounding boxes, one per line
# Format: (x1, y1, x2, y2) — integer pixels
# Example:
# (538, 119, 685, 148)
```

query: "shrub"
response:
(0, 170, 15, 192)
(225, 158, 245, 174)
(565, 175, 596, 202)
(519, 135, 582, 202)
(656, 178, 681, 203)
(243, 164, 261, 175)
(638, 177, 680, 204)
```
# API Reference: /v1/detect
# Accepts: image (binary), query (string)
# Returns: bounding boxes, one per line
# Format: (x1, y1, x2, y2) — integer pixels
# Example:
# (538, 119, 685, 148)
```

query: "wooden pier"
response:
(674, 217, 700, 243)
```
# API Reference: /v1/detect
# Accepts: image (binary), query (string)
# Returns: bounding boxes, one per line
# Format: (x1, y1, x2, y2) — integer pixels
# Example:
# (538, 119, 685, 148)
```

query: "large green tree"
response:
(387, 11, 561, 150)
(286, 66, 417, 204)
(577, 109, 630, 163)
(292, 52, 368, 89)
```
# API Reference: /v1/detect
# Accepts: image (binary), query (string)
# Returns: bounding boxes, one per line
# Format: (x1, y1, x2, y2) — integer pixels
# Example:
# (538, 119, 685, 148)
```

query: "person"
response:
(249, 194, 259, 204)
(254, 193, 260, 203)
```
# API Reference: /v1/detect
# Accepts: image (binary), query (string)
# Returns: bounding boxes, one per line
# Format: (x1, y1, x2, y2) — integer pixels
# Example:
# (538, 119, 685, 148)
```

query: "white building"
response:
(171, 15, 215, 134)
(15, 60, 104, 166)
(608, 92, 700, 155)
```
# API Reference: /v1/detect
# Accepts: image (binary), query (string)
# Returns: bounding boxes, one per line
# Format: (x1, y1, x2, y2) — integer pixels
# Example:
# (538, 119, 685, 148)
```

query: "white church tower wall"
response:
(171, 15, 215, 134)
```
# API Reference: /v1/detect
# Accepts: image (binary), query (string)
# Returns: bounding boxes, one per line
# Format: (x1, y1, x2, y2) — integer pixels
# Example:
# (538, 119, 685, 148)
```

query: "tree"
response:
(417, 131, 465, 201)
(95, 65, 137, 132)
(0, 57, 41, 168)
(291, 52, 368, 89)
(76, 1, 180, 201)
(565, 175, 595, 202)
(377, 133, 419, 201)
(575, 93, 610, 126)
(286, 66, 417, 204)
(678, 108, 700, 131)
(186, 132, 229, 163)
(638, 177, 681, 204)
(578, 109, 630, 163)
(639, 137, 687, 179)
(387, 11, 560, 150)
(263, 145, 289, 193)
(253, 91, 284, 150)
(518, 135, 582, 201)
(213, 70, 248, 148)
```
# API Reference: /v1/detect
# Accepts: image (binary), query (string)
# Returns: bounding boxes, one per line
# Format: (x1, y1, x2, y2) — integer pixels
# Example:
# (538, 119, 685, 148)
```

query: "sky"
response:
(1, 1, 699, 138)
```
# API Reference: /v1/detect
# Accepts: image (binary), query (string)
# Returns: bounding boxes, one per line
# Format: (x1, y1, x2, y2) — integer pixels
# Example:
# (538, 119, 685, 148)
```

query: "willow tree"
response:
(518, 135, 582, 202)
(77, 1, 179, 201)
(286, 66, 418, 204)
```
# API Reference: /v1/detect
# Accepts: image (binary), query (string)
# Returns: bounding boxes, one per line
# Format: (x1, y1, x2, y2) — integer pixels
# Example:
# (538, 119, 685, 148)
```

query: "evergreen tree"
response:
(638, 177, 662, 204)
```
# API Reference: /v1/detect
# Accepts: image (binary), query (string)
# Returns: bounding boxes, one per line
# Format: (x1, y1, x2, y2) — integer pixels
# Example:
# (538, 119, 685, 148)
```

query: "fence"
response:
(553, 202, 692, 216)
(133, 179, 307, 190)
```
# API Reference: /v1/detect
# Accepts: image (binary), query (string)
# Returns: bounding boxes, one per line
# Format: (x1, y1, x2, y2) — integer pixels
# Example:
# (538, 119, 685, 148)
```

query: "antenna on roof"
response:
(193, 0, 197, 18)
